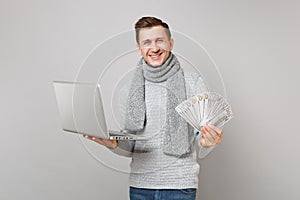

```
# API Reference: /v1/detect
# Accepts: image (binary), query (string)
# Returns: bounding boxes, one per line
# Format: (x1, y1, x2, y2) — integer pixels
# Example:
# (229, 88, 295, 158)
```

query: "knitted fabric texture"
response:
(124, 53, 193, 156)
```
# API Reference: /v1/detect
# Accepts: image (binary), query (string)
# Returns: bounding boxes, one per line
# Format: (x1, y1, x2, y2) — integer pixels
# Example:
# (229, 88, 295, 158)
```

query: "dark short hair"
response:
(135, 16, 171, 44)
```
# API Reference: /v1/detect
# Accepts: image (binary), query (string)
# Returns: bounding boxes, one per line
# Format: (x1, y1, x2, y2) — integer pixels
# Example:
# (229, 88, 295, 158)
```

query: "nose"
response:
(150, 41, 159, 52)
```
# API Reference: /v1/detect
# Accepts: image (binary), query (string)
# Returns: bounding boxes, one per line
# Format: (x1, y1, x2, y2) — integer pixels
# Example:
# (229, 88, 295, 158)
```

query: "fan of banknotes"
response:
(175, 92, 232, 130)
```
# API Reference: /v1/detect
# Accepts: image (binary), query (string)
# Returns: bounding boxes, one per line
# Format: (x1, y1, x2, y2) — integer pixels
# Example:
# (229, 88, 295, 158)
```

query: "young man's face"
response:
(137, 25, 174, 67)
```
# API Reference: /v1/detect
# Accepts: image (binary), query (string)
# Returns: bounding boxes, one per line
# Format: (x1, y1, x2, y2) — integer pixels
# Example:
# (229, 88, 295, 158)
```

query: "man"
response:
(84, 16, 222, 200)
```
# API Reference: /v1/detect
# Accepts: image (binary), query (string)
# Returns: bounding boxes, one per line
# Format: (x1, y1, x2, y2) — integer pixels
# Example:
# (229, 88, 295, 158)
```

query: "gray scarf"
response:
(124, 53, 194, 157)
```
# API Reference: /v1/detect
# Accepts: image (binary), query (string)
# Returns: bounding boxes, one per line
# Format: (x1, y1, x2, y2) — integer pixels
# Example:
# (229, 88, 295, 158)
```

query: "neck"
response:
(141, 53, 180, 83)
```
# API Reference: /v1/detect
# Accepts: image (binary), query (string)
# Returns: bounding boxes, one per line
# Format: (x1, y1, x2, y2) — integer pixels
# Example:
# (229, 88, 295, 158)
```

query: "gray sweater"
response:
(111, 71, 214, 189)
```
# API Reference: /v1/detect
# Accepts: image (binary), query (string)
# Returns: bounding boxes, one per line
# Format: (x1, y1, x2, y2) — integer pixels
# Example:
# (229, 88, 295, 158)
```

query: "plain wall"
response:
(1, 0, 299, 199)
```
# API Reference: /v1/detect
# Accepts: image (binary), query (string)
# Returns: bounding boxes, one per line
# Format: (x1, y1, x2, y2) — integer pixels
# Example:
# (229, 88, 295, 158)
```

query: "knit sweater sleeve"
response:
(185, 72, 215, 159)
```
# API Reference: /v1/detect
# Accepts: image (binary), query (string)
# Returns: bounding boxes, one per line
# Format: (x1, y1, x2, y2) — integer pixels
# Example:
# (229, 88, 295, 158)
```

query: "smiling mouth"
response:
(149, 52, 163, 60)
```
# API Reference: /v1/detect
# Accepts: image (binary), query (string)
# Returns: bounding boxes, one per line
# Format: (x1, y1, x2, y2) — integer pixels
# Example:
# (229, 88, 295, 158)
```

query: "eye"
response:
(142, 40, 151, 46)
(157, 38, 164, 43)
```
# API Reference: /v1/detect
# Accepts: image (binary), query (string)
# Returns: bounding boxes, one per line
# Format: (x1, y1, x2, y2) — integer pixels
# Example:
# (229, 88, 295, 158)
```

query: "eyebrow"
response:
(141, 37, 165, 43)
(141, 39, 151, 43)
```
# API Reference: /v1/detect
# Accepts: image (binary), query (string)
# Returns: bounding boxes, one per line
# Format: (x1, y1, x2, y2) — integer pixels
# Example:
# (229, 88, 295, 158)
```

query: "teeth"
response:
(149, 52, 163, 61)
(151, 55, 159, 60)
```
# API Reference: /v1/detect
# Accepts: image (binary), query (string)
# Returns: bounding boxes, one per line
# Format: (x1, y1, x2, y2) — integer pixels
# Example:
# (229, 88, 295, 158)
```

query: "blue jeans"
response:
(129, 187, 196, 200)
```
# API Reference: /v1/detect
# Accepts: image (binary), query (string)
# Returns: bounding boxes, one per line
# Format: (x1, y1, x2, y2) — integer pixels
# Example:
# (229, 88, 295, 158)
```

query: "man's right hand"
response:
(83, 135, 118, 149)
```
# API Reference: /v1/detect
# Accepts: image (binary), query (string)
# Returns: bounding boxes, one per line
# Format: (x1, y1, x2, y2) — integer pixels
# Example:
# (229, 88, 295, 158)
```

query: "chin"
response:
(148, 60, 164, 67)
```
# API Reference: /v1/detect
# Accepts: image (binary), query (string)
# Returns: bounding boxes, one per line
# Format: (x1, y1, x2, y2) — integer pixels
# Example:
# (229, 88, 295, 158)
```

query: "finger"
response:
(200, 126, 205, 133)
(83, 135, 104, 144)
(83, 135, 117, 148)
(200, 137, 208, 146)
(100, 139, 117, 149)
(205, 126, 223, 146)
(204, 134, 213, 145)
(208, 126, 222, 145)
(204, 126, 217, 144)
(216, 132, 223, 144)
(207, 125, 222, 142)
(91, 137, 106, 144)
(83, 135, 93, 140)
(208, 125, 222, 136)
(93, 138, 116, 147)
(207, 127, 222, 145)
(201, 136, 213, 147)
(201, 130, 213, 147)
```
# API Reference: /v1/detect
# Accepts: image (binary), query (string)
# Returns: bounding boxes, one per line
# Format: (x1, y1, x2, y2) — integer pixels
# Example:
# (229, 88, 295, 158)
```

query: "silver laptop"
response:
(53, 81, 149, 140)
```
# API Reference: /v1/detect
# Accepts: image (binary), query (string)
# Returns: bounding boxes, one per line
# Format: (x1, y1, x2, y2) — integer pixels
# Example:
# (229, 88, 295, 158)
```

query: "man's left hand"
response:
(200, 125, 223, 147)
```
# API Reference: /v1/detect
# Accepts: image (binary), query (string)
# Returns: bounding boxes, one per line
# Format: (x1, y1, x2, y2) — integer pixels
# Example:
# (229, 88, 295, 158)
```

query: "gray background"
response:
(1, 0, 299, 199)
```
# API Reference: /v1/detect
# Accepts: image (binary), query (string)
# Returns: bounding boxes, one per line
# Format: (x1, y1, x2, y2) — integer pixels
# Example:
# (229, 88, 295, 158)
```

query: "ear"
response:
(136, 44, 142, 56)
(169, 38, 174, 51)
